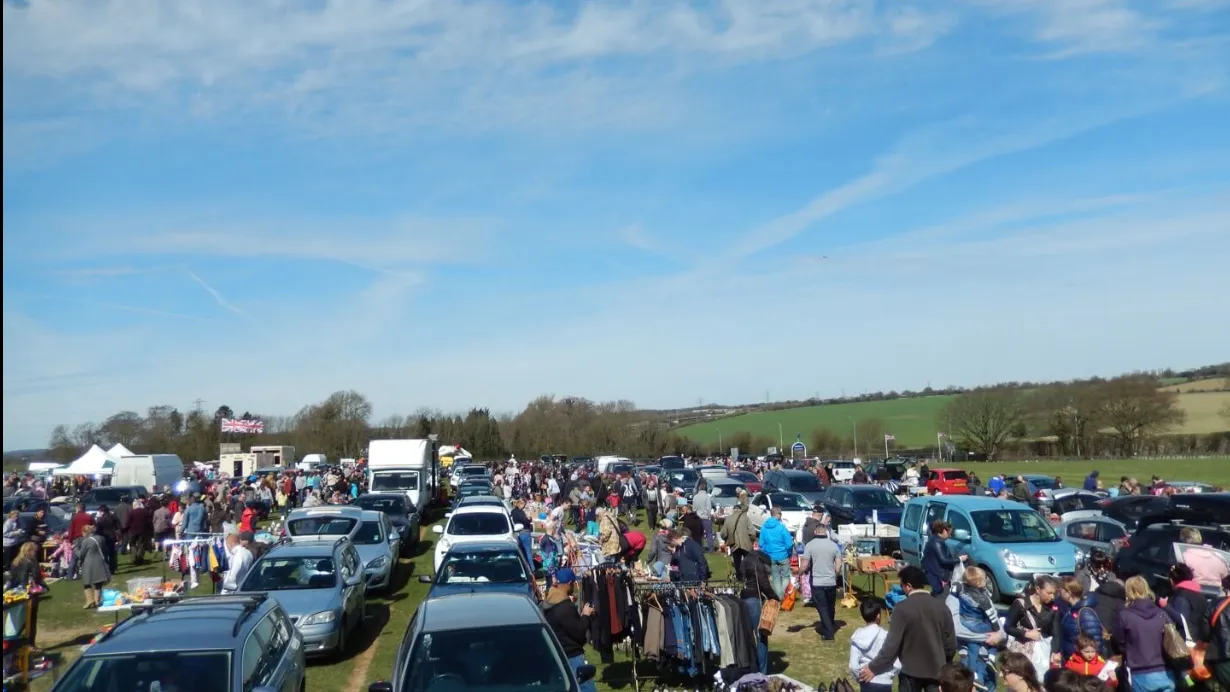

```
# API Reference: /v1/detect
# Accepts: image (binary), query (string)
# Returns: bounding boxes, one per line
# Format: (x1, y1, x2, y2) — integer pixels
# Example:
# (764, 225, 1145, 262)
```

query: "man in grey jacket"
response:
(693, 480, 713, 551)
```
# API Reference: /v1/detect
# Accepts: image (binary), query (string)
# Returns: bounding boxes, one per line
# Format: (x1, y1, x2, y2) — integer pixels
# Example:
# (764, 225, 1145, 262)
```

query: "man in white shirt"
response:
(221, 532, 255, 594)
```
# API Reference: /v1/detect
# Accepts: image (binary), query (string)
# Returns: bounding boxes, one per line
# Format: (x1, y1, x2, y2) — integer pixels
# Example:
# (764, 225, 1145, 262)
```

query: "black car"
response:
(763, 469, 826, 505)
(78, 486, 150, 515)
(658, 468, 701, 501)
(355, 493, 420, 555)
(1098, 495, 1172, 530)
(1113, 493, 1230, 586)
(658, 456, 686, 471)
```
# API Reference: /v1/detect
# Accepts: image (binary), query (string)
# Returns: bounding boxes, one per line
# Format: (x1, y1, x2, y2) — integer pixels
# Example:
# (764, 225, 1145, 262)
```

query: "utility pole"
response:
(192, 398, 205, 413)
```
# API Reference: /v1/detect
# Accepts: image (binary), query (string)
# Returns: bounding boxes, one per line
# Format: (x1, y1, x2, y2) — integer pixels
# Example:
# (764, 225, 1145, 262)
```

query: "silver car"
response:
(238, 537, 367, 658)
(1058, 515, 1129, 560)
(353, 510, 400, 591)
(283, 505, 365, 543)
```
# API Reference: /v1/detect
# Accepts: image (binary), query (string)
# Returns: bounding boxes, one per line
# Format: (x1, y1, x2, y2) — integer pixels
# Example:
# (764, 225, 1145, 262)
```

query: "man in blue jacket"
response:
(1083, 470, 1100, 492)
(758, 507, 794, 598)
(923, 520, 963, 596)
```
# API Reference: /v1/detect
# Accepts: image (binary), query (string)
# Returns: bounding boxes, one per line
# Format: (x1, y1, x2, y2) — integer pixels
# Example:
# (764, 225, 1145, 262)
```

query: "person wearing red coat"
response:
(239, 505, 258, 533)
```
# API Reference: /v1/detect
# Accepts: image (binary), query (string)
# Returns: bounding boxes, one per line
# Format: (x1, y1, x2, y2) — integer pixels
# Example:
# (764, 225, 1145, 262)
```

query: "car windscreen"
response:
(710, 482, 746, 499)
(447, 513, 511, 536)
(356, 496, 406, 514)
(436, 550, 529, 585)
(787, 475, 822, 492)
(659, 457, 685, 469)
(1027, 477, 1057, 489)
(371, 472, 419, 492)
(971, 509, 1060, 543)
(770, 493, 809, 511)
(663, 470, 698, 486)
(730, 472, 758, 482)
(403, 624, 570, 692)
(353, 520, 384, 545)
(84, 488, 130, 503)
(461, 467, 489, 476)
(610, 464, 634, 475)
(57, 651, 232, 692)
(242, 556, 337, 590)
(852, 489, 900, 508)
(458, 486, 490, 498)
(287, 516, 357, 537)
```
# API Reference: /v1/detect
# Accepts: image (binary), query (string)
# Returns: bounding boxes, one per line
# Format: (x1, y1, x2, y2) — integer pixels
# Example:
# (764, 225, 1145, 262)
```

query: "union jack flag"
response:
(221, 418, 264, 434)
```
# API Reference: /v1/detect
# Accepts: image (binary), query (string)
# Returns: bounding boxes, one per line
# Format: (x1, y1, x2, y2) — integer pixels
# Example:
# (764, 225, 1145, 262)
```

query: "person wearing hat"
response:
(542, 568, 597, 692)
(221, 532, 255, 594)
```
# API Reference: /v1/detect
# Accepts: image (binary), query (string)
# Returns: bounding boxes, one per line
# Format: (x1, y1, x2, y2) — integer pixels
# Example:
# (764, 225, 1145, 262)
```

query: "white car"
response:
(745, 491, 812, 535)
(431, 505, 521, 574)
(829, 461, 857, 483)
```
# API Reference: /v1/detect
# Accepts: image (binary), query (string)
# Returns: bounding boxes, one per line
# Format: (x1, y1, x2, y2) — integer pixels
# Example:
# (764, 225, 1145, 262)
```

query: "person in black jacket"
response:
(542, 568, 597, 692)
(739, 548, 776, 674)
(671, 530, 710, 582)
(1205, 575, 1230, 690)
(923, 521, 964, 596)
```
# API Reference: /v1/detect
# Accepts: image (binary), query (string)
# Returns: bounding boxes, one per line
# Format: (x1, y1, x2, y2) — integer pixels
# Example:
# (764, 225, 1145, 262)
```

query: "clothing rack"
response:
(159, 534, 227, 585)
(628, 580, 741, 692)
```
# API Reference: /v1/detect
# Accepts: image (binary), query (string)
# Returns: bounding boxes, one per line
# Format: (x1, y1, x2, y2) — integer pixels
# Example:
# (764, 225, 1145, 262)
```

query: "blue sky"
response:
(4, 0, 1230, 450)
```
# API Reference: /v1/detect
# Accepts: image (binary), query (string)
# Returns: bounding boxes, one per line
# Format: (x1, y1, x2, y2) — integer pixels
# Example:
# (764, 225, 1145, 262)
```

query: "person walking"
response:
(126, 499, 153, 566)
(693, 480, 713, 551)
(722, 490, 755, 574)
(759, 506, 795, 599)
(94, 505, 120, 576)
(859, 566, 958, 692)
(738, 545, 776, 675)
(800, 519, 842, 641)
(114, 494, 132, 555)
(1115, 576, 1174, 692)
(76, 524, 112, 609)
(67, 502, 94, 580)
(541, 568, 597, 692)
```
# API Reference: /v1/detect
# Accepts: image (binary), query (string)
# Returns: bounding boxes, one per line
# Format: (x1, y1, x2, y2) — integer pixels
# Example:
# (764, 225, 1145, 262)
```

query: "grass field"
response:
(677, 391, 1230, 448)
(23, 456, 1230, 690)
(1163, 377, 1230, 393)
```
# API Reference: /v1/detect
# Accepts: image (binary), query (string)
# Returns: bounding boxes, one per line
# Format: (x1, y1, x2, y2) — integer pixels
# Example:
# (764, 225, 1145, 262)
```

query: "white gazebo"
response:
(107, 443, 136, 458)
(52, 445, 119, 476)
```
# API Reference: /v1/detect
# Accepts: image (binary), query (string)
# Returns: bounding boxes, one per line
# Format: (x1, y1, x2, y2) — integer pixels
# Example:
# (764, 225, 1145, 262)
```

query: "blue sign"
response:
(791, 442, 806, 452)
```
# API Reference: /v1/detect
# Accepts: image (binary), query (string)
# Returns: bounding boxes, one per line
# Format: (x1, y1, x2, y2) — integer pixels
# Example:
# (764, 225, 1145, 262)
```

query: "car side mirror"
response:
(576, 664, 597, 684)
(417, 575, 433, 583)
(953, 529, 972, 542)
(432, 525, 444, 534)
(388, 533, 398, 543)
(369, 683, 394, 692)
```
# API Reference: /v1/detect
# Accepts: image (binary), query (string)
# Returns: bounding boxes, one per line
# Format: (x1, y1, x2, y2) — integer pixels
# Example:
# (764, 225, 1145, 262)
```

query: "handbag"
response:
(1161, 615, 1191, 661)
(759, 597, 781, 635)
(1006, 601, 1040, 658)
(782, 579, 798, 612)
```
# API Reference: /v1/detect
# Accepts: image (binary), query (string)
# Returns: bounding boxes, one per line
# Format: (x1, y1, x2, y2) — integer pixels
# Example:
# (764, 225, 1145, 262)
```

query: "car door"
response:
(1064, 520, 1103, 553)
(920, 501, 948, 546)
(339, 545, 364, 629)
(1095, 520, 1127, 554)
(747, 493, 770, 528)
(249, 611, 298, 692)
(900, 502, 925, 565)
(383, 514, 400, 560)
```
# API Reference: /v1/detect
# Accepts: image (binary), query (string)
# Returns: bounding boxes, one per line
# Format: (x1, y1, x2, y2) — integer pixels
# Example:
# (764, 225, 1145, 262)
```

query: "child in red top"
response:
(1065, 635, 1114, 684)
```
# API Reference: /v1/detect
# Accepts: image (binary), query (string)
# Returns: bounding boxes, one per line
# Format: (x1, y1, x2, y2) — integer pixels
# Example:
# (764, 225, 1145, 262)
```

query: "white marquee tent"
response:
(107, 443, 136, 458)
(52, 444, 119, 476)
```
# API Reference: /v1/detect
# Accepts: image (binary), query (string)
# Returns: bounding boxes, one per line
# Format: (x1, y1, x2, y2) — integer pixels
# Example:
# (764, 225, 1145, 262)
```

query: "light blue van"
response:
(900, 495, 1077, 601)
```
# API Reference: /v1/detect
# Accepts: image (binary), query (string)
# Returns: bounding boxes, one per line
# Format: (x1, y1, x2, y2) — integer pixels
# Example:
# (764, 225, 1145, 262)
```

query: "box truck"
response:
(366, 439, 436, 511)
(112, 454, 185, 494)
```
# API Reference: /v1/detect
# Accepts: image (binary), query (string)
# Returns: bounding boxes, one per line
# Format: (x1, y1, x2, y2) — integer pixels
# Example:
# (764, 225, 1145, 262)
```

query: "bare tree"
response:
(1098, 376, 1186, 455)
(1027, 383, 1105, 458)
(940, 389, 1026, 460)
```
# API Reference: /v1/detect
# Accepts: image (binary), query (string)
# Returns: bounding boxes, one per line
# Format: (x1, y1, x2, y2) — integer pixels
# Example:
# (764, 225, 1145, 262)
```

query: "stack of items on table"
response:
(713, 672, 815, 692)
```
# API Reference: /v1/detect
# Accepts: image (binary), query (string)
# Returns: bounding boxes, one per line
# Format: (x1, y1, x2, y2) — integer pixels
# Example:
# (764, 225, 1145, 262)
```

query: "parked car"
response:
(353, 510, 400, 591)
(238, 536, 367, 657)
(762, 469, 826, 504)
(455, 495, 509, 513)
(1168, 481, 1218, 494)
(640, 465, 662, 477)
(658, 456, 686, 470)
(820, 484, 904, 528)
(422, 541, 539, 602)
(709, 479, 748, 512)
(370, 592, 594, 692)
(1012, 474, 1062, 511)
(900, 494, 1076, 601)
(1114, 517, 1230, 597)
(695, 465, 731, 482)
(1098, 495, 1172, 530)
(925, 469, 971, 496)
(51, 593, 306, 692)
(745, 491, 812, 534)
(78, 486, 150, 516)
(1058, 515, 1129, 560)
(354, 493, 420, 555)
(450, 464, 491, 488)
(658, 468, 702, 502)
(431, 505, 519, 573)
(728, 471, 762, 494)
(1046, 489, 1107, 521)
(18, 506, 69, 535)
(450, 485, 499, 513)
(283, 505, 365, 543)
(827, 461, 857, 483)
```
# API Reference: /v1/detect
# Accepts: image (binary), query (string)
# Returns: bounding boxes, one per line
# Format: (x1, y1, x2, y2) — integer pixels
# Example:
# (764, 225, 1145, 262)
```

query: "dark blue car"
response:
(421, 541, 540, 603)
(821, 484, 904, 527)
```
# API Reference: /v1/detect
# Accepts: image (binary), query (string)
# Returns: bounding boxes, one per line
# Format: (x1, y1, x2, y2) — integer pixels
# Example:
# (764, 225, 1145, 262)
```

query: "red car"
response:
(729, 471, 762, 494)
(926, 468, 971, 495)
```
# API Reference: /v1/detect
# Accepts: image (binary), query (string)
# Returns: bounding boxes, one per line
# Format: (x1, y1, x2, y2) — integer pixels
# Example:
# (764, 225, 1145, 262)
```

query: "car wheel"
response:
(981, 565, 1003, 603)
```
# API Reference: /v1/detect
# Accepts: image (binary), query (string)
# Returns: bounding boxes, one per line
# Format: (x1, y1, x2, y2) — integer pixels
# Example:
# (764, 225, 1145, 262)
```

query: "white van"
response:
(112, 454, 184, 494)
(297, 453, 328, 471)
(595, 455, 633, 474)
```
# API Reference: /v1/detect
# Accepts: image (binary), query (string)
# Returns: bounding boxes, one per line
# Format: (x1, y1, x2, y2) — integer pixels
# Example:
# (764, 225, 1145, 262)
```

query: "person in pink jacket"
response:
(1180, 527, 1230, 588)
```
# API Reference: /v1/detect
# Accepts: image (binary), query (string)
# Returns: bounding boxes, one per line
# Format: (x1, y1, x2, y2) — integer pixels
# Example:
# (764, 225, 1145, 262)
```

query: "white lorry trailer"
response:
(112, 454, 184, 494)
(366, 439, 436, 512)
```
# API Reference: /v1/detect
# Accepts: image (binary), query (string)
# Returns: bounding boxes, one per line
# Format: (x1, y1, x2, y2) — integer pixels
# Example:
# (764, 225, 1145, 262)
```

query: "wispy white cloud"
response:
(187, 271, 252, 322)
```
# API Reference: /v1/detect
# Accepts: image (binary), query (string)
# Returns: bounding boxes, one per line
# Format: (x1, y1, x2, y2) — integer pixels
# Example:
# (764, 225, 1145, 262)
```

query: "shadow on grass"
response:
(311, 602, 392, 666)
(44, 632, 96, 652)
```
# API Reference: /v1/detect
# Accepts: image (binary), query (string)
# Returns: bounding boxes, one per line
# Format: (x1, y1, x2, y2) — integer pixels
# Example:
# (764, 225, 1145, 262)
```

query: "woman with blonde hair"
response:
(4, 542, 47, 648)
(76, 524, 112, 608)
(1115, 576, 1173, 692)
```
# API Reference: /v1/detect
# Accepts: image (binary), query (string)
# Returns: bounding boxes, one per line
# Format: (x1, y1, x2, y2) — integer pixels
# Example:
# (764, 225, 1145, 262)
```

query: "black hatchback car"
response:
(1113, 493, 1230, 596)
(370, 592, 593, 692)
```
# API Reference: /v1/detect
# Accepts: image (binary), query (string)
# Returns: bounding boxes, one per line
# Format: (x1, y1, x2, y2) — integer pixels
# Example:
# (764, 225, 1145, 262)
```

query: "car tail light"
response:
(1035, 490, 1047, 499)
(1111, 537, 1128, 550)
(1098, 499, 1111, 508)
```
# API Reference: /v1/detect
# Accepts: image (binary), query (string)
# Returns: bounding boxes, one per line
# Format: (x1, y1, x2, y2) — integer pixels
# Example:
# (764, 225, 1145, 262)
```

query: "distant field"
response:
(946, 458, 1230, 488)
(677, 391, 1229, 447)
(1164, 377, 1229, 393)
(678, 395, 956, 448)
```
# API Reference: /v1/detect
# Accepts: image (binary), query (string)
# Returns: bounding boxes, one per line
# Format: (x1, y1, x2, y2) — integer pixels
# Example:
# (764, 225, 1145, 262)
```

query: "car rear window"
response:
(787, 475, 821, 492)
(447, 513, 511, 536)
(942, 471, 969, 481)
(287, 516, 357, 537)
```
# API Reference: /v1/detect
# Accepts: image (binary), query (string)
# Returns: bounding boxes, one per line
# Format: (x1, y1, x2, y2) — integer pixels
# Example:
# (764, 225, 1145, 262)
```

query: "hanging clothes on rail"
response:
(634, 584, 759, 681)
(580, 567, 640, 663)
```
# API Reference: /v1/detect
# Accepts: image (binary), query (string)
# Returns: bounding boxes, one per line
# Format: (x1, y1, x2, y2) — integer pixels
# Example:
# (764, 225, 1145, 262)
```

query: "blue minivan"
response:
(900, 495, 1076, 601)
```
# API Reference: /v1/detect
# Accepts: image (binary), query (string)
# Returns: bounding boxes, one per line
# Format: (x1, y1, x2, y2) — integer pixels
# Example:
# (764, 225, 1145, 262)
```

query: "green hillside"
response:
(677, 395, 957, 449)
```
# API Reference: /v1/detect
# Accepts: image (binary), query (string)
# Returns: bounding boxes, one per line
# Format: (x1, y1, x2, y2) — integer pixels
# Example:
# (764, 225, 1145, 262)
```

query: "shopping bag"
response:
(782, 579, 798, 611)
(758, 598, 781, 635)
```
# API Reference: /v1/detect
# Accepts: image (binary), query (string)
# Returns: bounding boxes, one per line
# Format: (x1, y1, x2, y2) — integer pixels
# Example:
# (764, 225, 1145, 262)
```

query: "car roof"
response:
(442, 541, 522, 555)
(264, 538, 346, 557)
(459, 496, 505, 505)
(359, 510, 385, 522)
(1060, 515, 1124, 527)
(775, 469, 815, 477)
(1022, 474, 1052, 480)
(421, 592, 545, 632)
(288, 505, 364, 518)
(908, 495, 1027, 510)
(710, 478, 744, 485)
(450, 504, 510, 516)
(932, 468, 965, 473)
(766, 491, 808, 502)
(357, 492, 406, 501)
(846, 484, 890, 493)
(85, 596, 275, 656)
